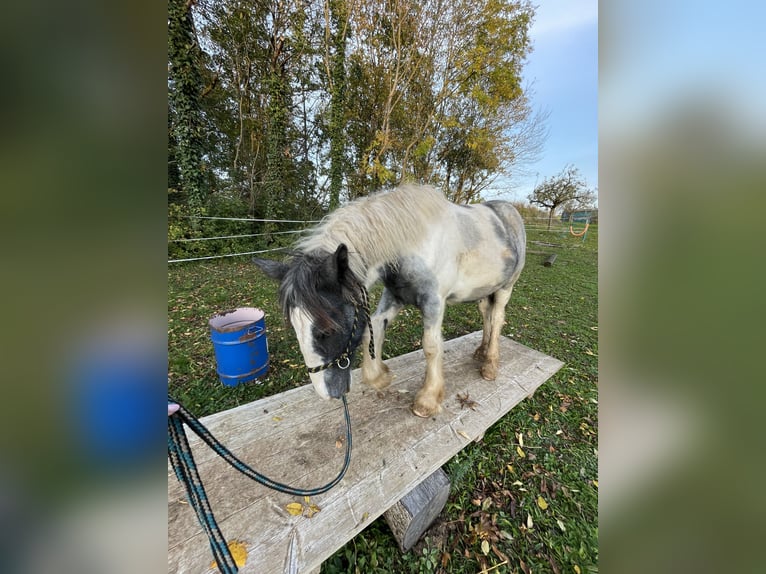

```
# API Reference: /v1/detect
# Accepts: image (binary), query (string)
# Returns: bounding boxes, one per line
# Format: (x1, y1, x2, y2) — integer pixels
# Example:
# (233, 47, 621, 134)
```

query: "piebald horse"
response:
(254, 184, 525, 418)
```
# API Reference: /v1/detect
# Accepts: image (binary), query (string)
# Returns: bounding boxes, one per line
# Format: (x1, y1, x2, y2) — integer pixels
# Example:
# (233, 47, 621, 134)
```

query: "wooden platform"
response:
(168, 332, 563, 573)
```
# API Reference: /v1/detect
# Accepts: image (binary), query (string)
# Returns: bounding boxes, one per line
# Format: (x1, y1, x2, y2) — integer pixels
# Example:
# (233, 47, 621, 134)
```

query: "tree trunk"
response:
(168, 0, 205, 214)
(327, 0, 348, 210)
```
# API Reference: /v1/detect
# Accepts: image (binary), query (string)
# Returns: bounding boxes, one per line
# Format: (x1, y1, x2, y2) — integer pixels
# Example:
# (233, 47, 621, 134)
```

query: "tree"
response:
(529, 165, 594, 229)
(168, 0, 207, 212)
(325, 0, 351, 209)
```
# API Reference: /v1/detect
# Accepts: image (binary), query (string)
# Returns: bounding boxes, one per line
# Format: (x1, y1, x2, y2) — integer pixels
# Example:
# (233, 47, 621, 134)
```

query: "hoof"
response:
(363, 363, 392, 390)
(412, 388, 444, 418)
(473, 346, 486, 362)
(480, 363, 497, 381)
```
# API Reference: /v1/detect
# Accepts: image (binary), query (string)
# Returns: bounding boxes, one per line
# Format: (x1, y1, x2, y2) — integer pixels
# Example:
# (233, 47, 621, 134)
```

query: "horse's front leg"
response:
(362, 289, 402, 390)
(412, 301, 446, 418)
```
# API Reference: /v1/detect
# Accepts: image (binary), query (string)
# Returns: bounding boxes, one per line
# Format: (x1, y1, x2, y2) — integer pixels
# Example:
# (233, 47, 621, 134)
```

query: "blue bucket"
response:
(209, 307, 269, 386)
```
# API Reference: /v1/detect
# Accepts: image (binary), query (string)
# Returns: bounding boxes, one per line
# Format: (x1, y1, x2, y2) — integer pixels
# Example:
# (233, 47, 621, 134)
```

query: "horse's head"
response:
(254, 244, 368, 399)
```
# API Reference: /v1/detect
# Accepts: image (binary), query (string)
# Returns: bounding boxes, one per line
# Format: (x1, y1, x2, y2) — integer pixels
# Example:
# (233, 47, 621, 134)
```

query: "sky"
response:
(492, 0, 598, 204)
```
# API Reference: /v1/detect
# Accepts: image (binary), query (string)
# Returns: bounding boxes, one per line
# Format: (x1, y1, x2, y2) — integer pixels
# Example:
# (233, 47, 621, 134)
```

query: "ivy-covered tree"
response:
(168, 0, 206, 212)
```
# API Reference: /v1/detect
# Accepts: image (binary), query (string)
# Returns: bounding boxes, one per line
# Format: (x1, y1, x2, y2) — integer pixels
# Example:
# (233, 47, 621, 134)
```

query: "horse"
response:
(253, 184, 526, 418)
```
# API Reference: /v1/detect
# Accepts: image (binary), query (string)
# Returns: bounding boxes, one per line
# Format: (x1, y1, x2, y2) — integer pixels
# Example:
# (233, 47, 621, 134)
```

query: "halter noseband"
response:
(306, 286, 375, 374)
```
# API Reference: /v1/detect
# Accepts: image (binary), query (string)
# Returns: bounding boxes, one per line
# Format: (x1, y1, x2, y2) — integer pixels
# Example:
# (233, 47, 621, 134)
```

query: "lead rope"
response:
(168, 394, 352, 573)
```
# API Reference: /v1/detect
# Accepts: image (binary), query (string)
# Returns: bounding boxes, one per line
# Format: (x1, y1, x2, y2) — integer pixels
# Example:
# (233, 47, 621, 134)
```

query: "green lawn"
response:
(168, 223, 598, 573)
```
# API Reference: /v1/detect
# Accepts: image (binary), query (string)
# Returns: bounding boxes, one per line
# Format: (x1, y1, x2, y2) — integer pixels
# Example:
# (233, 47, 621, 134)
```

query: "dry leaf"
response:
(526, 514, 534, 529)
(304, 503, 320, 518)
(210, 540, 248, 569)
(272, 416, 283, 422)
(557, 519, 566, 532)
(574, 566, 581, 574)
(481, 540, 490, 555)
(457, 392, 478, 410)
(537, 496, 549, 510)
(335, 436, 344, 449)
(592, 480, 599, 488)
(516, 446, 526, 458)
(285, 502, 303, 516)
(457, 430, 472, 441)
(506, 464, 514, 474)
(517, 432, 524, 447)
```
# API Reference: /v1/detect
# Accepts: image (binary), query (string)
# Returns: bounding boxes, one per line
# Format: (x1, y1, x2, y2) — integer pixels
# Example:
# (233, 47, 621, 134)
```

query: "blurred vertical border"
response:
(600, 1, 766, 573)
(0, 0, 167, 572)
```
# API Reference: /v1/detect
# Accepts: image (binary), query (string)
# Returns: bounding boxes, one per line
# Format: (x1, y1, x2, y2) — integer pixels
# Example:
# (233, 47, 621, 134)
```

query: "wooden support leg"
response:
(383, 468, 451, 552)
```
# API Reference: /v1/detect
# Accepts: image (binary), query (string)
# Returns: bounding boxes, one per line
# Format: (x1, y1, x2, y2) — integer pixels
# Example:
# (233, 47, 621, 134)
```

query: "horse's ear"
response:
(335, 244, 349, 282)
(252, 258, 289, 282)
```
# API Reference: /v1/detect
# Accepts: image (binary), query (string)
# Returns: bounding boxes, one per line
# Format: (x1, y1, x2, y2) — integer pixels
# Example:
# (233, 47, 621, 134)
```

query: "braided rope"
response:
(168, 410, 239, 573)
(168, 395, 353, 571)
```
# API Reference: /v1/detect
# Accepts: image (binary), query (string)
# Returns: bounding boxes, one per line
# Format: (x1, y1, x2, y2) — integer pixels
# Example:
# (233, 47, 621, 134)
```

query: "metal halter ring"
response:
(336, 355, 351, 370)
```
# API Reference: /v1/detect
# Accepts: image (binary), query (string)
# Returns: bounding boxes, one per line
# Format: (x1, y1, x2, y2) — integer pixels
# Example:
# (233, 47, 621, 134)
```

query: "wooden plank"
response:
(168, 332, 563, 573)
(383, 467, 451, 551)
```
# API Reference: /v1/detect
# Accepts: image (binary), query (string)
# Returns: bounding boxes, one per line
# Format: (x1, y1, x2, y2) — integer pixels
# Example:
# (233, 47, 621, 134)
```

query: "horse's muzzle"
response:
(325, 368, 351, 398)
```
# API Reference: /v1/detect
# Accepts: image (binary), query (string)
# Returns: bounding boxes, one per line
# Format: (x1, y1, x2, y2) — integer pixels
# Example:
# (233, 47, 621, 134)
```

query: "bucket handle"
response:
(246, 324, 264, 336)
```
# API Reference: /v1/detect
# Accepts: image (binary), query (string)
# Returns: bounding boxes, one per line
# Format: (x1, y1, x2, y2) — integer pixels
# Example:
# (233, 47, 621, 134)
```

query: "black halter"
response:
(306, 285, 375, 374)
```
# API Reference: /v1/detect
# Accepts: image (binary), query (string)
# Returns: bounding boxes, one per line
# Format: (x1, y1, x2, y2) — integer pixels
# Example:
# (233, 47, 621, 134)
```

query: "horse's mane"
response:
(296, 184, 448, 280)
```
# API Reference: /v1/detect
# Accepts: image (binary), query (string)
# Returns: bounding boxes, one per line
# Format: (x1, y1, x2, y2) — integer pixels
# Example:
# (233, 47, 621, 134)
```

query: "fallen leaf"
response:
(441, 551, 451, 568)
(516, 446, 526, 458)
(335, 436, 344, 449)
(457, 430, 472, 441)
(533, 412, 541, 421)
(210, 540, 248, 569)
(593, 480, 599, 488)
(537, 496, 549, 510)
(506, 464, 514, 474)
(526, 514, 534, 529)
(574, 566, 581, 574)
(517, 433, 524, 448)
(557, 519, 566, 531)
(304, 503, 320, 518)
(272, 416, 283, 422)
(481, 540, 490, 555)
(285, 502, 303, 516)
(457, 392, 478, 410)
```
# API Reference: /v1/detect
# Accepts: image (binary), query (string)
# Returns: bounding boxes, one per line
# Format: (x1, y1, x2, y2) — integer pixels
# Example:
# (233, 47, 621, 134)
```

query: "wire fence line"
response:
(168, 247, 290, 264)
(169, 229, 307, 243)
(175, 215, 321, 223)
(168, 215, 316, 264)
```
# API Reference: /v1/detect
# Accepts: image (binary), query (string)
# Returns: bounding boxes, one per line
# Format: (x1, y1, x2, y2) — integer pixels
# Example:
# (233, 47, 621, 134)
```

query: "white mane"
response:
(296, 184, 449, 280)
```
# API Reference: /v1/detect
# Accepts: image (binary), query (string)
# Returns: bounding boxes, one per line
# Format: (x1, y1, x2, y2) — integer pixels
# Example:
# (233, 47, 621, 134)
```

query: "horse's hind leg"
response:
(480, 285, 514, 381)
(474, 295, 493, 362)
(362, 289, 402, 390)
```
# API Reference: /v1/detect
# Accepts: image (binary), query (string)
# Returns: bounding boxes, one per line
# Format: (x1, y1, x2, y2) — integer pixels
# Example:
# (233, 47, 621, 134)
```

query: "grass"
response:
(168, 221, 598, 573)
